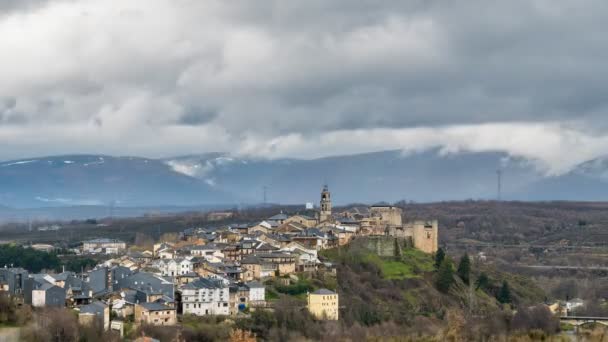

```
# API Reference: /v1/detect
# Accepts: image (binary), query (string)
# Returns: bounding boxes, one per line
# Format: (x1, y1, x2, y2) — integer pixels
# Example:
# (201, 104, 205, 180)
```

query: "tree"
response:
(393, 239, 402, 258)
(475, 273, 490, 291)
(434, 248, 445, 269)
(497, 281, 512, 304)
(457, 253, 471, 285)
(436, 258, 455, 293)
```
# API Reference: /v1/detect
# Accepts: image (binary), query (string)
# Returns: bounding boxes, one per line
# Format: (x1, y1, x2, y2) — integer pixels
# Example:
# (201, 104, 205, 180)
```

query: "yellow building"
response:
(307, 289, 339, 320)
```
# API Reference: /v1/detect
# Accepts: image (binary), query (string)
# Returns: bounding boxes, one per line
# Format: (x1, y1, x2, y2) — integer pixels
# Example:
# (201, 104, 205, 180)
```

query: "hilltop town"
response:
(0, 186, 440, 339)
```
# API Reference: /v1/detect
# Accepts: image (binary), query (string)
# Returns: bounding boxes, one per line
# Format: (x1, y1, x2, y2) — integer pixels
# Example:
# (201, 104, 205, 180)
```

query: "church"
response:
(316, 185, 439, 254)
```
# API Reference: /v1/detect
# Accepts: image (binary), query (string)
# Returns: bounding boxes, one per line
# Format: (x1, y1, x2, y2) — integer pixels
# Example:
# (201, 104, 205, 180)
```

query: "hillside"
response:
(224, 237, 554, 341)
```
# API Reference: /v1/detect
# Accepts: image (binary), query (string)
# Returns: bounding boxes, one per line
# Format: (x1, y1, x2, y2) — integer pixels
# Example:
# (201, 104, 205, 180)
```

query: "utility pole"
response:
(263, 186, 267, 205)
(496, 169, 502, 201)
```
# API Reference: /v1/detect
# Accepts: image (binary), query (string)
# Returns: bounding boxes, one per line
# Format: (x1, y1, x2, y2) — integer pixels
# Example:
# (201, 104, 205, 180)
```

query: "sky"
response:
(1, 0, 608, 175)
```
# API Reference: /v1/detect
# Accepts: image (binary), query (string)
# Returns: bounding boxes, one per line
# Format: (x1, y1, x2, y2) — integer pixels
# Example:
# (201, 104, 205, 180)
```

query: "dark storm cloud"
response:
(177, 106, 218, 126)
(1, 0, 608, 172)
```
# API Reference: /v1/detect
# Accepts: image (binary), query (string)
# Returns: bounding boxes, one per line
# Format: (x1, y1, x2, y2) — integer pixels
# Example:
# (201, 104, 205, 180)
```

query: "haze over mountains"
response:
(2, 150, 608, 218)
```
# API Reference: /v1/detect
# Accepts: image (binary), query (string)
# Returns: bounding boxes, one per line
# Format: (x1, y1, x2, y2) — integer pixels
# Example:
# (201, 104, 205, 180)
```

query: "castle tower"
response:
(319, 185, 332, 222)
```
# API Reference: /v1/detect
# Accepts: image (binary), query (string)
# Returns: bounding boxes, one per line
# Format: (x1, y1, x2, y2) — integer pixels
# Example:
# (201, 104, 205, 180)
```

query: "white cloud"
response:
(0, 0, 608, 174)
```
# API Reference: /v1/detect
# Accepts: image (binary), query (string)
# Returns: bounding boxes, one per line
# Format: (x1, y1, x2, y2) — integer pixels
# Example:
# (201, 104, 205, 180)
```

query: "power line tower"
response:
(496, 169, 502, 201)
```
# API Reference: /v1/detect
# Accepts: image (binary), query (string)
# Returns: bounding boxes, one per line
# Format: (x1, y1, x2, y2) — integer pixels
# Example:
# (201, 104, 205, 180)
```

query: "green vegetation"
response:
(434, 247, 445, 268)
(275, 279, 314, 296)
(457, 252, 471, 285)
(265, 288, 279, 301)
(498, 281, 512, 304)
(476, 272, 489, 290)
(436, 258, 455, 293)
(63, 257, 98, 273)
(360, 247, 434, 280)
(0, 245, 60, 273)
(0, 293, 32, 327)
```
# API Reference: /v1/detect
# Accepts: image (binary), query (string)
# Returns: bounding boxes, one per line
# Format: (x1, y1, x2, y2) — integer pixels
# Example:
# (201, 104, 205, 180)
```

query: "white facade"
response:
(181, 283, 229, 316)
(248, 287, 265, 302)
(190, 248, 224, 263)
(159, 258, 197, 276)
(32, 289, 46, 307)
(82, 239, 126, 254)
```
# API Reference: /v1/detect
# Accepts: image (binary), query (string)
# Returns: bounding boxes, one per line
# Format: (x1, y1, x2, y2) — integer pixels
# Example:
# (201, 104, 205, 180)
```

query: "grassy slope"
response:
(319, 238, 547, 325)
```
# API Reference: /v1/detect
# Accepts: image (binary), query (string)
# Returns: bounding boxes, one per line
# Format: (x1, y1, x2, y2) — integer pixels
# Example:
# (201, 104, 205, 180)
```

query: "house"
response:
(177, 272, 200, 285)
(277, 221, 307, 234)
(227, 281, 266, 314)
(82, 239, 127, 255)
(566, 298, 585, 313)
(229, 284, 250, 315)
(189, 244, 224, 262)
(240, 256, 262, 281)
(128, 250, 154, 264)
(248, 221, 273, 235)
(135, 302, 177, 326)
(284, 214, 318, 228)
(323, 226, 355, 246)
(292, 229, 331, 250)
(307, 289, 339, 320)
(0, 267, 28, 296)
(241, 253, 296, 281)
(112, 290, 138, 317)
(281, 242, 320, 272)
(153, 242, 175, 257)
(78, 301, 110, 331)
(230, 223, 251, 235)
(267, 213, 289, 225)
(158, 249, 176, 260)
(32, 282, 66, 307)
(117, 272, 175, 301)
(180, 278, 230, 316)
(89, 266, 134, 295)
(246, 281, 265, 306)
(257, 233, 292, 248)
(157, 257, 202, 277)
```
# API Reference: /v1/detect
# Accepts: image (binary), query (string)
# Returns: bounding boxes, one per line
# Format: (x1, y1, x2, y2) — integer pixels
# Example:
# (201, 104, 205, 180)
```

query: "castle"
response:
(318, 185, 438, 254)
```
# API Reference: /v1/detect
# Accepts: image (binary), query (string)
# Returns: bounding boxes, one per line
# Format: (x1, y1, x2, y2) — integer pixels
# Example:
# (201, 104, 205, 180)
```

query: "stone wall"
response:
(355, 236, 411, 257)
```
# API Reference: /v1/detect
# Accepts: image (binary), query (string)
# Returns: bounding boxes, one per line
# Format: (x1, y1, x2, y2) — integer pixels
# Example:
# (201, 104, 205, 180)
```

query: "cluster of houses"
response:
(0, 186, 439, 332)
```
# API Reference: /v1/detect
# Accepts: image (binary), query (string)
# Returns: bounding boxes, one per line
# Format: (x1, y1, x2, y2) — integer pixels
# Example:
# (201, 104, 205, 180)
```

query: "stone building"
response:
(319, 185, 332, 223)
(338, 198, 439, 254)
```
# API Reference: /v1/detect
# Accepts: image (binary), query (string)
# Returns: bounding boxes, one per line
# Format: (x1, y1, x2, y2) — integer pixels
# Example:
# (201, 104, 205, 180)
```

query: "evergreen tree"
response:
(393, 238, 402, 258)
(497, 280, 512, 304)
(457, 252, 471, 285)
(436, 258, 455, 293)
(476, 272, 490, 290)
(434, 247, 445, 269)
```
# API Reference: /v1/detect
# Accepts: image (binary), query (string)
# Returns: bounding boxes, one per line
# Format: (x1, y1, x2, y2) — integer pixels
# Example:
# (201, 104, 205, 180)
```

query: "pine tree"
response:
(475, 272, 489, 290)
(434, 247, 445, 269)
(457, 253, 471, 285)
(436, 258, 455, 293)
(497, 280, 512, 304)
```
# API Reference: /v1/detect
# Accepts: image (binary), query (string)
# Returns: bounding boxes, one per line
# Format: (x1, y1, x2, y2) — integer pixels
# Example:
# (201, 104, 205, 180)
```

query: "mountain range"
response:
(1, 150, 608, 215)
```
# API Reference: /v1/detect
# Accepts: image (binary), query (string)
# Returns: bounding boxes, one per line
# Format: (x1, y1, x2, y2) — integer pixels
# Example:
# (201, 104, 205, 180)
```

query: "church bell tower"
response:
(319, 185, 332, 222)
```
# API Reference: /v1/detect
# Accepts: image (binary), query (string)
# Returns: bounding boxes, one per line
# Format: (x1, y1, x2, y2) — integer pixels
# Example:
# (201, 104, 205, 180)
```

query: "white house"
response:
(190, 244, 224, 263)
(246, 281, 265, 304)
(32, 282, 66, 308)
(158, 258, 200, 277)
(180, 278, 229, 316)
